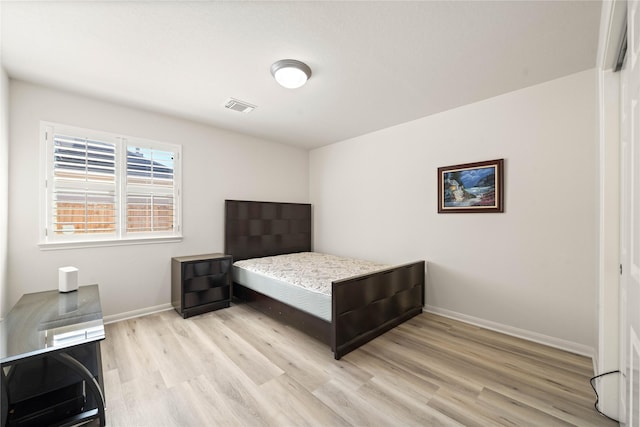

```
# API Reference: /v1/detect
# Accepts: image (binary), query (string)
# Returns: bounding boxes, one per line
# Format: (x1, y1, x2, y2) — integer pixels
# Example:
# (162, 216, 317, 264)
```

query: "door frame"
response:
(596, 0, 626, 419)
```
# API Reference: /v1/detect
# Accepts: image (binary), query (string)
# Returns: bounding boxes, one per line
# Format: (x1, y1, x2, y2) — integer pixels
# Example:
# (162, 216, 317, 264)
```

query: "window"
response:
(40, 123, 182, 248)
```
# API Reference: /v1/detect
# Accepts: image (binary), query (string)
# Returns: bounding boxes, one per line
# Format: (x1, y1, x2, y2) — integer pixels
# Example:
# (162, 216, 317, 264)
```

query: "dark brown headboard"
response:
(224, 200, 312, 261)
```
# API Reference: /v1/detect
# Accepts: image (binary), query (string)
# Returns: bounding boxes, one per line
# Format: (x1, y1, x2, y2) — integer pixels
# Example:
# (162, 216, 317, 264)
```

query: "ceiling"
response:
(1, 1, 602, 149)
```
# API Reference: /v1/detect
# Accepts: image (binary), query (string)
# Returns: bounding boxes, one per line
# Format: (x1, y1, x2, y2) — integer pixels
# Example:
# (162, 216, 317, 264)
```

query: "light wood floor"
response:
(98, 304, 616, 426)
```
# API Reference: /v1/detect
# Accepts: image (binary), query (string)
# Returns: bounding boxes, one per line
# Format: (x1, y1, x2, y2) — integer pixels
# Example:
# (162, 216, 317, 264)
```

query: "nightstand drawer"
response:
(184, 286, 230, 308)
(183, 259, 230, 279)
(184, 273, 227, 293)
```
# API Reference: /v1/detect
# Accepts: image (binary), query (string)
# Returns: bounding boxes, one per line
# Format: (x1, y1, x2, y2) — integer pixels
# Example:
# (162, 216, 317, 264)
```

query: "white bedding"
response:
(232, 252, 390, 321)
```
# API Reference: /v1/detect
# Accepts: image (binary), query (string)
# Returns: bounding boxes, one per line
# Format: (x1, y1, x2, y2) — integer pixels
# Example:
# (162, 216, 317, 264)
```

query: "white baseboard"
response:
(103, 303, 173, 324)
(424, 305, 594, 358)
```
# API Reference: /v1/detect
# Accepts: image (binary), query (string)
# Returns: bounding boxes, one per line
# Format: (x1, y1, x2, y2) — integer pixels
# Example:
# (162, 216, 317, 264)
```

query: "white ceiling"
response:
(1, 1, 602, 149)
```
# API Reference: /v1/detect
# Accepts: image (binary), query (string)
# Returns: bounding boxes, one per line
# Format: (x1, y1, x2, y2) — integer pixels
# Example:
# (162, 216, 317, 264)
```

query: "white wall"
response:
(310, 70, 598, 354)
(8, 80, 309, 318)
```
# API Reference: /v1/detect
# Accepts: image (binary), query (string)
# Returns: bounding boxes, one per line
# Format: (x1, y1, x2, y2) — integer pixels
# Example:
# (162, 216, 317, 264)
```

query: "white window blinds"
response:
(41, 123, 181, 246)
(51, 133, 117, 235)
(126, 145, 176, 233)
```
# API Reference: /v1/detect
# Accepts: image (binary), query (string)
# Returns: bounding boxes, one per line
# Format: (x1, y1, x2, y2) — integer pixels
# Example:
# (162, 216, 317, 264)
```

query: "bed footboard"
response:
(331, 260, 425, 359)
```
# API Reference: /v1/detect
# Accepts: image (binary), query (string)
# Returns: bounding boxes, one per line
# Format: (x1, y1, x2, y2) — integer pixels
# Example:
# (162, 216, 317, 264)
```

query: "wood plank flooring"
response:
(98, 304, 616, 426)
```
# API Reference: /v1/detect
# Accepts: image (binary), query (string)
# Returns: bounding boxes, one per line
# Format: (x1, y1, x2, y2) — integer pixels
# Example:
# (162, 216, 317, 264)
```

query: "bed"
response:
(224, 199, 425, 359)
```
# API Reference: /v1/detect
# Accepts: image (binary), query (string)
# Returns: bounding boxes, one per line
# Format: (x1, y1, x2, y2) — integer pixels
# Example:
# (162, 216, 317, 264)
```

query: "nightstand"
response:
(171, 253, 232, 318)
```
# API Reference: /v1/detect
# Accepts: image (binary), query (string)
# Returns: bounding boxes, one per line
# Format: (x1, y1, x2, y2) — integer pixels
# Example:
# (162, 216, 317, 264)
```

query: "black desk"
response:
(0, 285, 106, 427)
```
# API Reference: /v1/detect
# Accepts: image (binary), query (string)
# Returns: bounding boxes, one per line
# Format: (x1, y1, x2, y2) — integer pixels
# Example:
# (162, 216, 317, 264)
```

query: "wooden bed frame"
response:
(224, 199, 425, 359)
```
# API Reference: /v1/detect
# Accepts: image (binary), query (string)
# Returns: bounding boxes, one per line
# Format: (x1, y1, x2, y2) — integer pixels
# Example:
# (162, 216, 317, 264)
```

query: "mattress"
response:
(232, 252, 389, 322)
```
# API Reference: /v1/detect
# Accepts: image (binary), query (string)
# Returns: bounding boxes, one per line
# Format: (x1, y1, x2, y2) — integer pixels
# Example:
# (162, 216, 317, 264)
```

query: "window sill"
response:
(38, 235, 183, 251)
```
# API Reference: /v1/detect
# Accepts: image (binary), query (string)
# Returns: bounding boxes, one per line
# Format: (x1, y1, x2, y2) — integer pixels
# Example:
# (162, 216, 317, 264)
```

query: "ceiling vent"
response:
(224, 98, 256, 113)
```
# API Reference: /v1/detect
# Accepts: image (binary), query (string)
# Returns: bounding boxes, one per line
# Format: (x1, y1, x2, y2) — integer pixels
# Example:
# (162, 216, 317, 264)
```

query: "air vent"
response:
(223, 98, 256, 113)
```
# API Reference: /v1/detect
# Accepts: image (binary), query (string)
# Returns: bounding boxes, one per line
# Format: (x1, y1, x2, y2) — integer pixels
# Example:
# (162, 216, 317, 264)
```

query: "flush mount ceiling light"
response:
(270, 59, 312, 89)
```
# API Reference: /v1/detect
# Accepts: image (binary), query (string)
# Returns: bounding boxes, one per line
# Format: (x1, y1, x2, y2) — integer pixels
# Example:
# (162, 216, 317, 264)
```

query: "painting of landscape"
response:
(438, 159, 504, 213)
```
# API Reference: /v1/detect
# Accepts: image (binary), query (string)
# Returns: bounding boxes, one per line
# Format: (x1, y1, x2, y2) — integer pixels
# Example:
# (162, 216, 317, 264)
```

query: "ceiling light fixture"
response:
(270, 59, 312, 89)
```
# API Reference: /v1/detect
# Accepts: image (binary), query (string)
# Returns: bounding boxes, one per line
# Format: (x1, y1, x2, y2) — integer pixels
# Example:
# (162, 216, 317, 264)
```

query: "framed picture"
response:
(438, 158, 504, 213)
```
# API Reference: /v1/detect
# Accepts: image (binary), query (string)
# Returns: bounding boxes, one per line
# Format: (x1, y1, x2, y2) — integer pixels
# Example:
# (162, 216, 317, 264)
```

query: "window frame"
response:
(39, 122, 182, 250)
